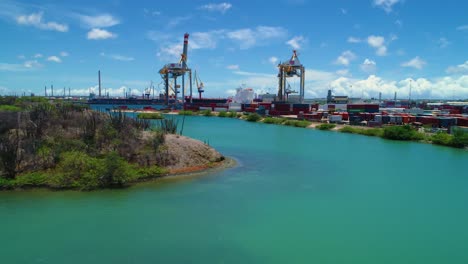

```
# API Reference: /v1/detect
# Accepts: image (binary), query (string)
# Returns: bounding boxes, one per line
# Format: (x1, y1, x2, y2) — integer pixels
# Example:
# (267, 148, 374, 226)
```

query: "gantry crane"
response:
(277, 50, 305, 102)
(194, 70, 204, 99)
(158, 33, 193, 105)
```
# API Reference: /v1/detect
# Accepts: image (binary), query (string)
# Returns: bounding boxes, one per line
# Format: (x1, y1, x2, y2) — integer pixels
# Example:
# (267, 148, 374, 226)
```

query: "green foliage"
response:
(431, 129, 468, 148)
(157, 118, 179, 134)
(246, 113, 261, 122)
(0, 177, 13, 189)
(228, 111, 238, 118)
(178, 110, 194, 116)
(283, 120, 312, 128)
(137, 112, 164, 119)
(51, 151, 102, 189)
(451, 128, 468, 148)
(340, 126, 384, 137)
(151, 129, 165, 151)
(383, 125, 424, 141)
(138, 165, 167, 179)
(316, 123, 336, 130)
(431, 132, 453, 146)
(11, 172, 49, 188)
(200, 109, 213, 116)
(0, 105, 22, 112)
(51, 151, 139, 190)
(100, 152, 138, 187)
(217, 111, 228, 117)
(263, 117, 286, 124)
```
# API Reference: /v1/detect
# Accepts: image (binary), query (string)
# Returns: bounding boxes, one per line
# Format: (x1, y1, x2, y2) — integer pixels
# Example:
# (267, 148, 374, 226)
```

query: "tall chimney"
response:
(182, 33, 189, 69)
(51, 85, 54, 97)
(45, 86, 47, 97)
(98, 70, 101, 97)
(394, 91, 397, 101)
(379, 92, 382, 102)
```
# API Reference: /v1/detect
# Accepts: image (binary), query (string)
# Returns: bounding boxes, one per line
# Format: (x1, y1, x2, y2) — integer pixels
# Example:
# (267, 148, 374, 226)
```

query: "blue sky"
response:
(0, 0, 467, 99)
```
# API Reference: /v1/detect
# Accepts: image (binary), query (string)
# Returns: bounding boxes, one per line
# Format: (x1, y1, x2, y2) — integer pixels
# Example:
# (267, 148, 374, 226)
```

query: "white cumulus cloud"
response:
(367, 35, 387, 56)
(335, 50, 356, 66)
(226, 64, 239, 70)
(199, 3, 232, 13)
(34, 53, 43, 58)
(269, 56, 278, 65)
(87, 28, 117, 40)
(78, 14, 120, 28)
(373, 0, 402, 13)
(446, 61, 468, 74)
(23, 60, 42, 68)
(347, 37, 361, 43)
(60, 51, 69, 57)
(227, 26, 287, 49)
(100, 52, 134, 61)
(401, 56, 426, 70)
(360, 59, 377, 73)
(286, 35, 306, 49)
(47, 56, 62, 63)
(16, 12, 68, 32)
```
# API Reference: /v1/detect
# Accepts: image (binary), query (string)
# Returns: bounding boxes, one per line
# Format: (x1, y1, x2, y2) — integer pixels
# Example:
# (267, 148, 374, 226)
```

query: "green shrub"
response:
(263, 117, 286, 124)
(151, 129, 165, 151)
(383, 125, 424, 141)
(227, 111, 238, 118)
(138, 165, 167, 179)
(137, 112, 164, 119)
(51, 151, 102, 189)
(246, 113, 261, 122)
(100, 152, 138, 187)
(12, 172, 49, 188)
(178, 110, 193, 116)
(316, 123, 336, 130)
(283, 120, 312, 128)
(0, 105, 22, 112)
(0, 177, 14, 189)
(157, 118, 178, 134)
(340, 126, 355, 133)
(200, 109, 213, 116)
(339, 126, 384, 137)
(218, 111, 228, 117)
(450, 128, 468, 148)
(431, 132, 453, 146)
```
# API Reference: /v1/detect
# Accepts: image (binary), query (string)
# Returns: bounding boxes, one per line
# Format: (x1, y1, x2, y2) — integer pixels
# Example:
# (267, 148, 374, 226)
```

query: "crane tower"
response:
(277, 50, 305, 102)
(159, 33, 193, 105)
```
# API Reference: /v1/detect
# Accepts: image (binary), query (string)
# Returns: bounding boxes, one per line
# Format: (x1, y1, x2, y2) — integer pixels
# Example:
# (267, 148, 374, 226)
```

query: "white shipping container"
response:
(329, 115, 342, 123)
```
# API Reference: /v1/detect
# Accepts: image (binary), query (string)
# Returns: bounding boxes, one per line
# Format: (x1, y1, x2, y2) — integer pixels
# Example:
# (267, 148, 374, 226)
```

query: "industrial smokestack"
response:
(51, 85, 54, 97)
(394, 91, 397, 101)
(45, 86, 47, 97)
(379, 92, 382, 102)
(182, 33, 189, 69)
(98, 70, 101, 97)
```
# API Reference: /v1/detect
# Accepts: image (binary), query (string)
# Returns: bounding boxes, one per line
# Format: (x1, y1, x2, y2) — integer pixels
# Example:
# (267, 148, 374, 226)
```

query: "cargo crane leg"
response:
(165, 73, 169, 105)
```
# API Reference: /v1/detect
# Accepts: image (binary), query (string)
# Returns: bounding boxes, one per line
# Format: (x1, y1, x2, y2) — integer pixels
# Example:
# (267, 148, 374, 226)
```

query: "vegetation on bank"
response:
(340, 126, 384, 137)
(316, 123, 336, 130)
(338, 124, 468, 148)
(430, 129, 468, 148)
(0, 99, 177, 190)
(136, 112, 164, 119)
(217, 111, 238, 118)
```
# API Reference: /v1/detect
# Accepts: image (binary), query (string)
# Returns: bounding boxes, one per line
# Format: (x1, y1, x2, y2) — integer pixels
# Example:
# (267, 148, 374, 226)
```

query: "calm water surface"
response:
(1, 116, 467, 263)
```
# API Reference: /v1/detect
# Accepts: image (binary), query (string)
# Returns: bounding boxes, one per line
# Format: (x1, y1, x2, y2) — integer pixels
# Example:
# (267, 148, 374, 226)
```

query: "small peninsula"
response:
(0, 97, 226, 190)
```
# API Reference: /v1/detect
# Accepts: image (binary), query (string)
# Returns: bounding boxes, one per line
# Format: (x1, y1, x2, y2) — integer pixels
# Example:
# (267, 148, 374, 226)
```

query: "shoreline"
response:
(0, 158, 236, 192)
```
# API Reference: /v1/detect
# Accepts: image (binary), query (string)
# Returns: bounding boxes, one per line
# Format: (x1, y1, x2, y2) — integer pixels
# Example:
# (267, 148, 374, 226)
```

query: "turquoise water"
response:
(1, 116, 468, 263)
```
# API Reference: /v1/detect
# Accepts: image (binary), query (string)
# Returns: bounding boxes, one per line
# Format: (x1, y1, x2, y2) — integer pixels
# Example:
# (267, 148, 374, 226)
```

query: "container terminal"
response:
(44, 33, 467, 133)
